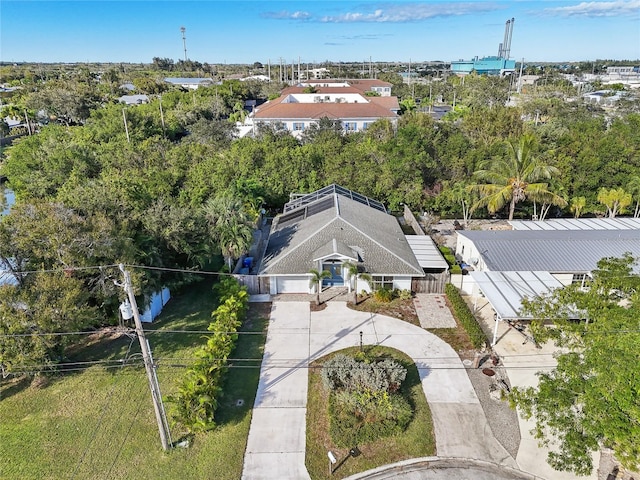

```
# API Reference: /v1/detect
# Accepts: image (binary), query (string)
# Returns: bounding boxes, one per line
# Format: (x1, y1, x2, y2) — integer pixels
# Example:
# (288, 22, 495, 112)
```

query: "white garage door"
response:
(276, 277, 309, 293)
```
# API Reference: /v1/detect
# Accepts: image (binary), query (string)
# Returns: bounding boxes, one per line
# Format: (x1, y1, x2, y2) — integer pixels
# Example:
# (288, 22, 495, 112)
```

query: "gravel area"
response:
(465, 356, 521, 460)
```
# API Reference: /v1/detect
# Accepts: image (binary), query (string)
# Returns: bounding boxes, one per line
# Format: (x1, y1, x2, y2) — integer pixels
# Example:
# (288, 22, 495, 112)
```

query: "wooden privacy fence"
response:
(232, 275, 270, 294)
(412, 272, 449, 294)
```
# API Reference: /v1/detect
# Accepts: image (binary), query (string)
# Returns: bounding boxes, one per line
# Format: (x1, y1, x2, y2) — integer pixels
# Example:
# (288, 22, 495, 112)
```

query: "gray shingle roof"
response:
(260, 188, 423, 276)
(458, 230, 640, 273)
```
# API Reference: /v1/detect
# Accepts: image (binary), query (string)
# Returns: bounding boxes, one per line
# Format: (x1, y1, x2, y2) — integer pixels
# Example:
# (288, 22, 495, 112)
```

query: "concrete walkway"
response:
(242, 301, 516, 480)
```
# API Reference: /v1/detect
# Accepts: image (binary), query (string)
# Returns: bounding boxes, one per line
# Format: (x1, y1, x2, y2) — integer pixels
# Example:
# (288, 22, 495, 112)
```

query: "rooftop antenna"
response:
(180, 26, 188, 61)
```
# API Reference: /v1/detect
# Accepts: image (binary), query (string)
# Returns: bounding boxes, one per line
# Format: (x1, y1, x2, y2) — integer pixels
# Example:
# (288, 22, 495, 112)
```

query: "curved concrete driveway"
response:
(242, 301, 516, 480)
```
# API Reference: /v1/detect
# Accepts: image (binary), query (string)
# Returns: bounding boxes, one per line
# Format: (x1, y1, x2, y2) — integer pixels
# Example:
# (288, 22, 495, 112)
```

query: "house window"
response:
(293, 122, 305, 131)
(344, 122, 357, 132)
(362, 122, 370, 130)
(572, 273, 591, 288)
(371, 275, 394, 290)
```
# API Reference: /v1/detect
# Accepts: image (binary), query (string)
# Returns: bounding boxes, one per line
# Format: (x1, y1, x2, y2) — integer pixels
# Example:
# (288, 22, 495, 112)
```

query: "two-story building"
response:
(249, 80, 398, 136)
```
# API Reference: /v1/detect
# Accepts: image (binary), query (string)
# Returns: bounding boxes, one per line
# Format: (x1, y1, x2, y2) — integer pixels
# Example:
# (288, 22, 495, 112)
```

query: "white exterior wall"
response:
(455, 236, 488, 271)
(278, 118, 386, 136)
(551, 273, 575, 287)
(450, 274, 476, 295)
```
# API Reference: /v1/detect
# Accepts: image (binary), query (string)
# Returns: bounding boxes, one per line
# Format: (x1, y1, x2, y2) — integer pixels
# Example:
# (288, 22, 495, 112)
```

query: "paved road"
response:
(242, 301, 516, 480)
(344, 457, 544, 480)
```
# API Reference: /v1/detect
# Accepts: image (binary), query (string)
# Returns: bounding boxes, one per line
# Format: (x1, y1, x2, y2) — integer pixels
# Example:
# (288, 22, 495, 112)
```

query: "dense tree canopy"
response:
(511, 255, 640, 475)
(1, 70, 639, 372)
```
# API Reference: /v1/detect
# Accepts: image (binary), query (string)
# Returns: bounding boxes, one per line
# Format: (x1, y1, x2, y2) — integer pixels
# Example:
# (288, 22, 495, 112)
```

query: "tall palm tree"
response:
(204, 196, 254, 270)
(627, 176, 640, 218)
(309, 269, 331, 305)
(344, 262, 372, 305)
(469, 134, 567, 220)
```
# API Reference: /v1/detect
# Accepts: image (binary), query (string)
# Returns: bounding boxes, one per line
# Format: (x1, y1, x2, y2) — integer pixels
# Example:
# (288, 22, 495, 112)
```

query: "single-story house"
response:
(118, 94, 149, 105)
(164, 77, 216, 90)
(456, 229, 640, 287)
(258, 185, 426, 294)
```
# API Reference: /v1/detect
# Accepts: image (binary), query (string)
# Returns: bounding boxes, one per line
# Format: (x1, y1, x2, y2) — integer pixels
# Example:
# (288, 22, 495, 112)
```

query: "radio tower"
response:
(180, 26, 188, 61)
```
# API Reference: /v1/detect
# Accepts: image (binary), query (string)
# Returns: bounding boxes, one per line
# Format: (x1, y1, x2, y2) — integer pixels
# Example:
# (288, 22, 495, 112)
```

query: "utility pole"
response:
(180, 26, 188, 62)
(118, 264, 172, 451)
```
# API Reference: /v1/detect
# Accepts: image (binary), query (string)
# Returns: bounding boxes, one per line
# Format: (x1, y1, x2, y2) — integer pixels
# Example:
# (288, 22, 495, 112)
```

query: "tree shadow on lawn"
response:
(0, 279, 220, 403)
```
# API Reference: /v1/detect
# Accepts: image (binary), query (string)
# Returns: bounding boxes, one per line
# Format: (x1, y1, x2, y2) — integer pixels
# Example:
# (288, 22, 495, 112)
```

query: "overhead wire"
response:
(70, 336, 137, 480)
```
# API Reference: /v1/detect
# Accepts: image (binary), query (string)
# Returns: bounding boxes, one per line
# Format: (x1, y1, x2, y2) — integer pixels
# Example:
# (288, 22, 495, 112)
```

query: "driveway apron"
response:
(242, 301, 312, 480)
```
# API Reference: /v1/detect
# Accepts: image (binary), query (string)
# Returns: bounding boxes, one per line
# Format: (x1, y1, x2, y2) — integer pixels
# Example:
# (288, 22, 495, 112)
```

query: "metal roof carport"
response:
(469, 271, 564, 346)
(405, 235, 449, 270)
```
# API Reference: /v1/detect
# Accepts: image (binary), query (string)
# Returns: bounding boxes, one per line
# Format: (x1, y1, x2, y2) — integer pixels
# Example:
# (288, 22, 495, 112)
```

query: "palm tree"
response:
(309, 269, 331, 305)
(570, 196, 587, 219)
(344, 262, 372, 305)
(597, 187, 632, 218)
(469, 134, 567, 220)
(627, 176, 640, 218)
(204, 196, 254, 270)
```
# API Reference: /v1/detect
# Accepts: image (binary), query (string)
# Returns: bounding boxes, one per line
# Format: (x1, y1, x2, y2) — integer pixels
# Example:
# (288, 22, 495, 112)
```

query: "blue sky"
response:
(1, 1, 639, 64)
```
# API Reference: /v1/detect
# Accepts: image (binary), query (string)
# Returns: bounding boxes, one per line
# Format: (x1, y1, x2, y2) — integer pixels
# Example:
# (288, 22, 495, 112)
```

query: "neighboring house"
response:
(456, 220, 640, 344)
(249, 81, 399, 136)
(583, 90, 623, 105)
(164, 77, 216, 89)
(258, 185, 426, 294)
(118, 94, 149, 105)
(456, 228, 640, 288)
(302, 79, 393, 97)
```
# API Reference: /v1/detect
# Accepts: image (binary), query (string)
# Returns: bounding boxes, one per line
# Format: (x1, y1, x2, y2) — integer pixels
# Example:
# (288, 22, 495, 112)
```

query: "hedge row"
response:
(438, 246, 461, 274)
(168, 278, 249, 433)
(444, 283, 487, 349)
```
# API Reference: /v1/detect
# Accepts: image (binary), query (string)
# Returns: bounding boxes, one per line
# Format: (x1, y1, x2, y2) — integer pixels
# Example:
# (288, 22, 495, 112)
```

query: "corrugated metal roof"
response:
(469, 271, 564, 320)
(458, 230, 640, 273)
(405, 235, 449, 270)
(509, 218, 640, 231)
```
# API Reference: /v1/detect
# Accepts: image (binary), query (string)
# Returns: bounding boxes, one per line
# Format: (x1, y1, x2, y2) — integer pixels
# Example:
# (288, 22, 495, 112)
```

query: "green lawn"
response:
(0, 280, 269, 480)
(305, 346, 435, 480)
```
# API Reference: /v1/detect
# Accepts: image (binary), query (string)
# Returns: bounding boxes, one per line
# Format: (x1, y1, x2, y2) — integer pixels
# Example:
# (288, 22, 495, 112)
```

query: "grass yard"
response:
(305, 346, 435, 480)
(0, 279, 270, 480)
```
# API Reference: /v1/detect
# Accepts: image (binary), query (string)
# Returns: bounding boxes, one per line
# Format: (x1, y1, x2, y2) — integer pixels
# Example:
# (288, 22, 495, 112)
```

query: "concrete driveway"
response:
(242, 301, 516, 480)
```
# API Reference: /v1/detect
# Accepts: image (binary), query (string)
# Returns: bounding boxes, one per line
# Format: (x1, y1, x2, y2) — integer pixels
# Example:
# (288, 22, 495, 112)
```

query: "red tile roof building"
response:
(249, 79, 398, 136)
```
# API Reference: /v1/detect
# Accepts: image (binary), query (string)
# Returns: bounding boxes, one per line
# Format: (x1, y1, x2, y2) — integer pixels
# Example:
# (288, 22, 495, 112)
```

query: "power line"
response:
(70, 337, 136, 480)
(2, 326, 639, 340)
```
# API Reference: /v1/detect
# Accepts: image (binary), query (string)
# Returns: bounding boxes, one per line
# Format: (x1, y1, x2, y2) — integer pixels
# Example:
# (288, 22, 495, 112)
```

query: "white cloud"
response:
(542, 0, 640, 17)
(261, 10, 312, 20)
(320, 2, 500, 23)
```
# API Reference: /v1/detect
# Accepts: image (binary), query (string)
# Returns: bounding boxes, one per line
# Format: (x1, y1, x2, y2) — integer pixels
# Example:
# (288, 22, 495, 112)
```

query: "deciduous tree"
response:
(511, 255, 640, 475)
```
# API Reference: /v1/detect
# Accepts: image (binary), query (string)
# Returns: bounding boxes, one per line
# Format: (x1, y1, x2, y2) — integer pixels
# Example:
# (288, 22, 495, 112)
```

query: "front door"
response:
(322, 262, 344, 286)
